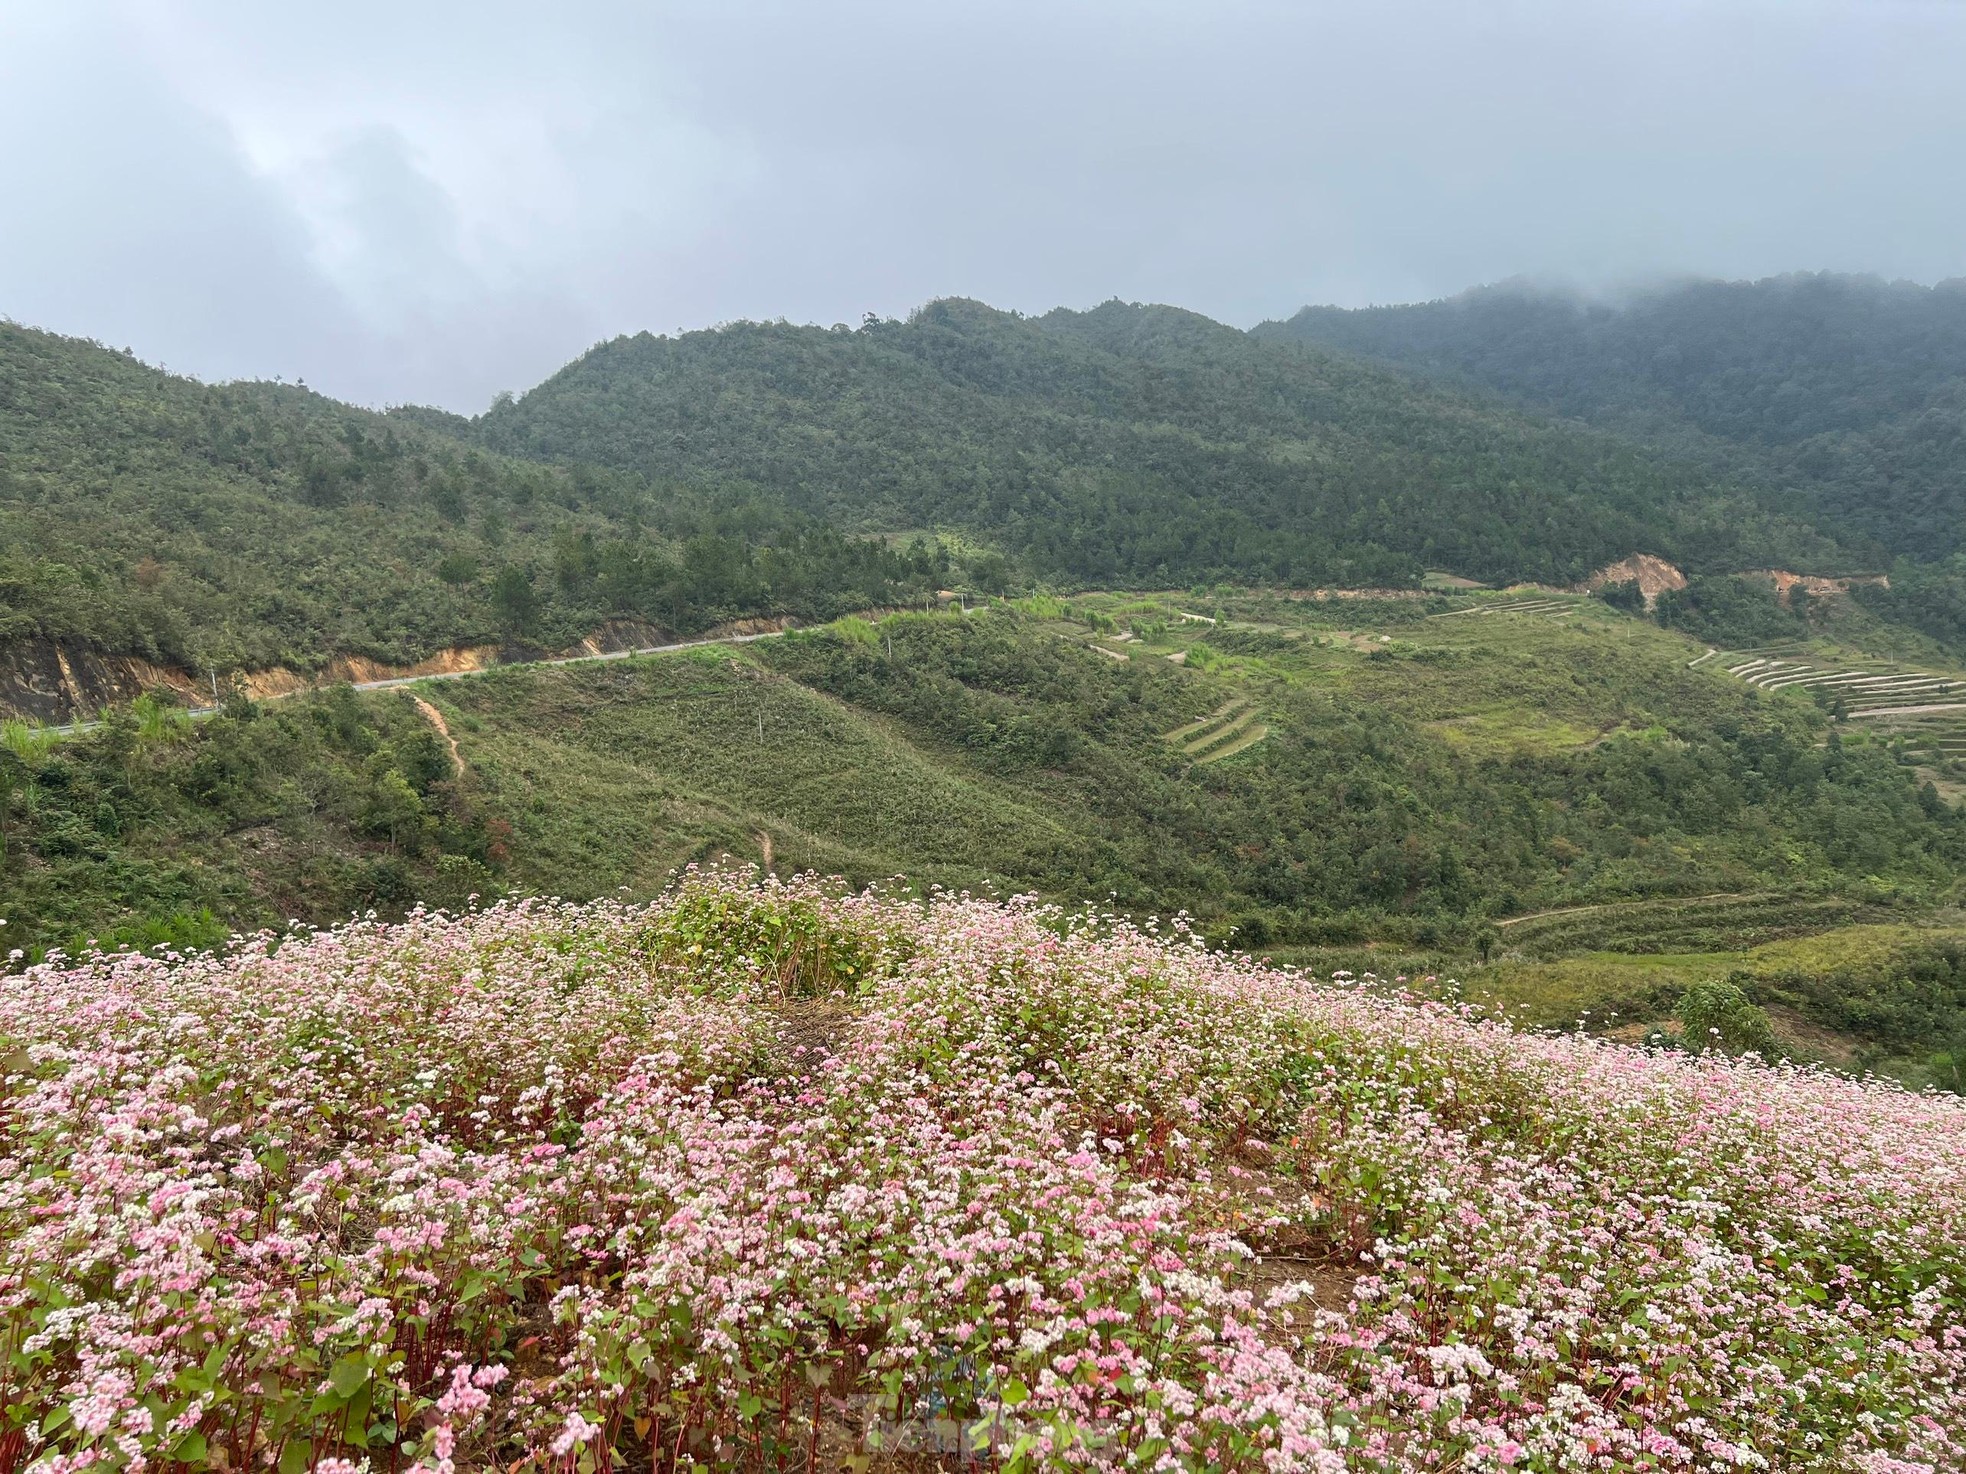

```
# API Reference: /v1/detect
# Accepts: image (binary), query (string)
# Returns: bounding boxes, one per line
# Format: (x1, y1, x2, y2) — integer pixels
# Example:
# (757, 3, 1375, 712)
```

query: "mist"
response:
(3, 0, 1963, 411)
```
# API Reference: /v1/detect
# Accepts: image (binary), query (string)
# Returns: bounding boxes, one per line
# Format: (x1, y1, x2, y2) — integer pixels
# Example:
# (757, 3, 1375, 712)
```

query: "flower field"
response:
(3, 873, 1964, 1472)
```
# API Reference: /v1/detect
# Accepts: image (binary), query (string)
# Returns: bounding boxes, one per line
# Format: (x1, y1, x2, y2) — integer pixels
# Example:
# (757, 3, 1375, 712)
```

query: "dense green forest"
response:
(0, 322, 964, 677)
(1260, 274, 1966, 649)
(7, 296, 1932, 696)
(472, 298, 1847, 589)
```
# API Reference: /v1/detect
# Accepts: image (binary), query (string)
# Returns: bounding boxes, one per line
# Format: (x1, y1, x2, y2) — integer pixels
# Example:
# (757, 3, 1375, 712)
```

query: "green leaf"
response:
(174, 1431, 208, 1464)
(330, 1353, 370, 1398)
(999, 1377, 1030, 1407)
(279, 1438, 311, 1474)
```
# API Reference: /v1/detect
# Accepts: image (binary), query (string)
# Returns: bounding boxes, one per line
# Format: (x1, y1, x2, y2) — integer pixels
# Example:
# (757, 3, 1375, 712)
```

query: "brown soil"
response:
(703, 616, 795, 639)
(771, 1001, 853, 1074)
(1741, 569, 1891, 605)
(1581, 554, 1687, 608)
(1209, 1161, 1364, 1347)
(0, 639, 210, 724)
(1762, 1003, 1864, 1068)
(410, 696, 463, 775)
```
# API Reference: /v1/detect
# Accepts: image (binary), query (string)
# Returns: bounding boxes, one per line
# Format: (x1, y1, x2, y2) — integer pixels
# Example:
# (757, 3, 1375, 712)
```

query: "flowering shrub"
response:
(2, 871, 1962, 1471)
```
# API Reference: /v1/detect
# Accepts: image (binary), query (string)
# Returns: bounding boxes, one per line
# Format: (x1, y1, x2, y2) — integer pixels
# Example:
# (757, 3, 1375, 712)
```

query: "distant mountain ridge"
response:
(7, 284, 1938, 704)
(469, 295, 1845, 590)
(1257, 272, 1966, 563)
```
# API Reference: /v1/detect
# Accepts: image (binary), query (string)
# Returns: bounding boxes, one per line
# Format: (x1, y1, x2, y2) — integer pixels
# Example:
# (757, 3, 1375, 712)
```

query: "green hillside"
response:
(8, 597, 1964, 1079)
(0, 321, 953, 682)
(1259, 274, 1966, 649)
(473, 297, 1847, 588)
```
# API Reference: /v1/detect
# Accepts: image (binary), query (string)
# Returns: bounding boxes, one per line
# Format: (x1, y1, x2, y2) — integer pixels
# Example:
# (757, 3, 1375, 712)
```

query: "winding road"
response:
(45, 629, 789, 738)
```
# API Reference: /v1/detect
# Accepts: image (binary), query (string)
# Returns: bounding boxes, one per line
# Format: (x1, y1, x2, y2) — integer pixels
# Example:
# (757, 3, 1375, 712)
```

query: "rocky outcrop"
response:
(1581, 555, 1687, 609)
(0, 640, 208, 724)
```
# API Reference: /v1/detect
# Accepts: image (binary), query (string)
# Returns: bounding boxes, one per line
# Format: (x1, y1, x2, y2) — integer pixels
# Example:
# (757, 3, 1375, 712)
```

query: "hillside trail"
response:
(410, 695, 463, 774)
(1494, 891, 1758, 929)
(45, 629, 790, 737)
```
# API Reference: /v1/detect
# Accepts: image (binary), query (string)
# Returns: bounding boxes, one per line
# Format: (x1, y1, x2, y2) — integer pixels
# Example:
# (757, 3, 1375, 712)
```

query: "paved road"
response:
(44, 628, 789, 738)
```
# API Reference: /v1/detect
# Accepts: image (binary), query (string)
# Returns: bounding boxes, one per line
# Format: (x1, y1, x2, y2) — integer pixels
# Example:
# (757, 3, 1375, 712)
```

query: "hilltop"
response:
(471, 298, 1849, 590)
(5, 873, 1962, 1470)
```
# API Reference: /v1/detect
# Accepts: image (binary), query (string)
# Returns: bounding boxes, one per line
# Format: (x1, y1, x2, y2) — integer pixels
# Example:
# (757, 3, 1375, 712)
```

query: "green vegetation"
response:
(0, 321, 965, 680)
(474, 298, 1848, 589)
(10, 598, 1966, 1083)
(0, 688, 503, 960)
(1260, 273, 1966, 653)
(12, 285, 1966, 1101)
(1443, 918, 1966, 1088)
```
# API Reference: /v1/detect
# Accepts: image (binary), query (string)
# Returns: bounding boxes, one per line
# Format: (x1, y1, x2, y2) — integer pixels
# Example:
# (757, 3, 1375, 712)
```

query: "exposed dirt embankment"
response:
(1742, 569, 1891, 604)
(235, 645, 507, 701)
(1581, 554, 1687, 608)
(0, 641, 208, 724)
(0, 617, 685, 724)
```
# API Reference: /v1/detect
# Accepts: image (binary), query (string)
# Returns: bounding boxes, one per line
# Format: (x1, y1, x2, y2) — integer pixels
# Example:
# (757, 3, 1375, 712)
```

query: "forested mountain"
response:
(0, 322, 954, 679)
(473, 297, 1845, 589)
(1259, 273, 1966, 564)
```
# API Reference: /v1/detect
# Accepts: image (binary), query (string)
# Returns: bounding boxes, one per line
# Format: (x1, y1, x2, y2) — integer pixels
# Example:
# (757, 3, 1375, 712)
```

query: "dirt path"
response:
(1495, 891, 1758, 928)
(410, 695, 463, 775)
(47, 629, 790, 737)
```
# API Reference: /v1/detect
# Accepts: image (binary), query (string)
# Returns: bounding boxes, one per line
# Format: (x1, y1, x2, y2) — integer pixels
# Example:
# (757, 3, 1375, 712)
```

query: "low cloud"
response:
(4, 1, 1963, 410)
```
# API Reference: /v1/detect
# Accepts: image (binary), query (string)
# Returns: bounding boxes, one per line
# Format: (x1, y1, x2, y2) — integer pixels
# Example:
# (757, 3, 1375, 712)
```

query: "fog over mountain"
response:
(3, 1, 1965, 410)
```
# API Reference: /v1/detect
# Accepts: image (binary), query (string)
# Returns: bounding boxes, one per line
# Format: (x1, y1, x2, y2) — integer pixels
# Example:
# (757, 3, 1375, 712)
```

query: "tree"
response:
(490, 565, 540, 637)
(1595, 580, 1646, 615)
(359, 764, 426, 853)
(436, 552, 478, 586)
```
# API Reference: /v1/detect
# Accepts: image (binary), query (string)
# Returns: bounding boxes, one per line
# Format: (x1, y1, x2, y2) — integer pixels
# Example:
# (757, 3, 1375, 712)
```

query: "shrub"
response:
(1678, 976, 1780, 1057)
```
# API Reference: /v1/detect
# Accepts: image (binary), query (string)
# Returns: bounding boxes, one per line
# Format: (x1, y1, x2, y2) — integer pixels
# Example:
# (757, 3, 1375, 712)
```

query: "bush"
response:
(1678, 977, 1779, 1057)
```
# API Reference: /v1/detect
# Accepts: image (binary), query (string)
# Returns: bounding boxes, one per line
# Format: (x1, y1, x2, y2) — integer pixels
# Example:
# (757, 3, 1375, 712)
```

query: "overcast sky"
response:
(3, 1, 1964, 411)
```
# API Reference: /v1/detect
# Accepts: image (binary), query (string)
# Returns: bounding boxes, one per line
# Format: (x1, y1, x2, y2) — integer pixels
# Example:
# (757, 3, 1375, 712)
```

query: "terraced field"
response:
(1427, 593, 1582, 620)
(1719, 651, 1966, 713)
(1705, 645, 1966, 793)
(1165, 697, 1270, 763)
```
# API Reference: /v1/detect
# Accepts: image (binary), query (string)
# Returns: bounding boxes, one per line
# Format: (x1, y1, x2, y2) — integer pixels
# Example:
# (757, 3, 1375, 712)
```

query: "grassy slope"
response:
(429, 647, 1092, 899)
(9, 594, 1966, 1082)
